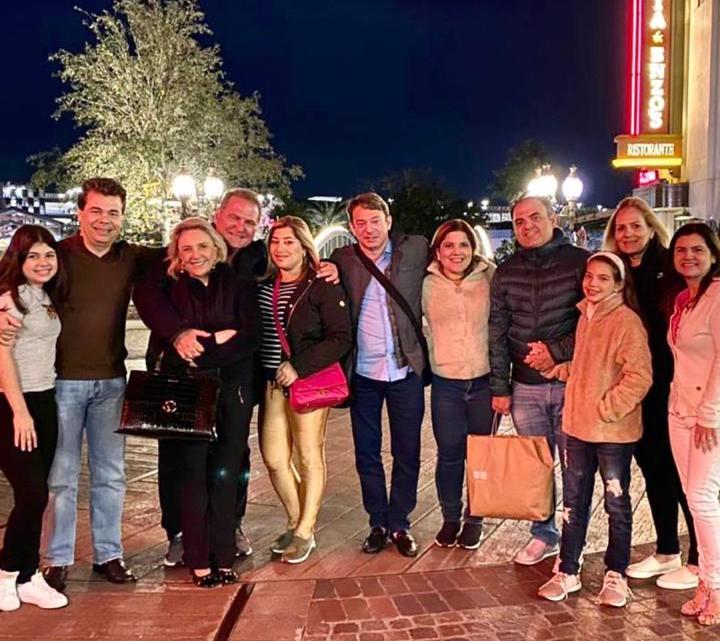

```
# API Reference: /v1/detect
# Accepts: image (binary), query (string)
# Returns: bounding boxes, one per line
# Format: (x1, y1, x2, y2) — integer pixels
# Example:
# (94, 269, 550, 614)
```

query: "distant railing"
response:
(314, 225, 354, 259)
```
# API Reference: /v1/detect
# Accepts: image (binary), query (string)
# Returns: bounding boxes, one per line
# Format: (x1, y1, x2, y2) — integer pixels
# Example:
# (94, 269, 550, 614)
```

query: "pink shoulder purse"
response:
(272, 278, 349, 413)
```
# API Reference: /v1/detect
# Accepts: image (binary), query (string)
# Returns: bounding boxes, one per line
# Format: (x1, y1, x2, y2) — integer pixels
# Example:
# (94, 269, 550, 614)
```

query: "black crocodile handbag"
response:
(118, 368, 219, 441)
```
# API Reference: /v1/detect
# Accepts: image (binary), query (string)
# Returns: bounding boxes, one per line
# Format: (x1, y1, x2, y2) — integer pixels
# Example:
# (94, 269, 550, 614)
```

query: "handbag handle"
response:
(272, 277, 293, 358)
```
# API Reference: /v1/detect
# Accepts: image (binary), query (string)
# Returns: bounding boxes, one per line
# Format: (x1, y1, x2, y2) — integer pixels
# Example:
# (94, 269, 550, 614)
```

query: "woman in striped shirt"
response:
(258, 216, 352, 564)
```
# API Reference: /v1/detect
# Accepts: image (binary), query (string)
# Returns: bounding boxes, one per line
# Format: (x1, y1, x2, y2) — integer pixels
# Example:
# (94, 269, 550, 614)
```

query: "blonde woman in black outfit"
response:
(146, 218, 258, 588)
(604, 197, 698, 590)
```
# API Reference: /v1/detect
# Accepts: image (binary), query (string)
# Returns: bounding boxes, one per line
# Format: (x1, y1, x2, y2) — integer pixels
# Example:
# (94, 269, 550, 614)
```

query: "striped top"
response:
(258, 280, 302, 370)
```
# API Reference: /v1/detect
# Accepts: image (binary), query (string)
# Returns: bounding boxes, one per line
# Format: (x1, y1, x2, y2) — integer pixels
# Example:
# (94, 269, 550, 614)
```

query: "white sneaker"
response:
(17, 571, 68, 609)
(599, 571, 632, 608)
(656, 564, 699, 590)
(626, 553, 681, 579)
(0, 570, 20, 612)
(538, 572, 582, 602)
(514, 538, 559, 566)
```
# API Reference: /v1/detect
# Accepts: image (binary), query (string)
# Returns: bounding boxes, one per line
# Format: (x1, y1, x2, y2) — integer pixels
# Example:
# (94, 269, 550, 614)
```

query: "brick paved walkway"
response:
(0, 384, 713, 640)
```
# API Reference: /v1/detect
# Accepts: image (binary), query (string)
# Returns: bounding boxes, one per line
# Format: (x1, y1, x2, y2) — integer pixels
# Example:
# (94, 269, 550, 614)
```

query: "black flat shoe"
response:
(217, 568, 240, 585)
(191, 571, 221, 588)
(391, 530, 418, 558)
(92, 559, 137, 584)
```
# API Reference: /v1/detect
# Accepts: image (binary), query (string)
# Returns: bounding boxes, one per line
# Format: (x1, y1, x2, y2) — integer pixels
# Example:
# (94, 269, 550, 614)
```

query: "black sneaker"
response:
(457, 522, 483, 550)
(164, 533, 184, 567)
(434, 521, 461, 548)
(362, 527, 388, 554)
(391, 530, 418, 558)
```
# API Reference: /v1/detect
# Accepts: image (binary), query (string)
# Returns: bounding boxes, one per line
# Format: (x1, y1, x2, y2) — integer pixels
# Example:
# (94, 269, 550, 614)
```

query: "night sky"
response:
(2, 0, 633, 205)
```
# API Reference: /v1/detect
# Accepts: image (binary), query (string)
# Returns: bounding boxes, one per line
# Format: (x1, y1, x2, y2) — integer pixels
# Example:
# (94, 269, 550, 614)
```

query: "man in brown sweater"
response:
(40, 178, 159, 592)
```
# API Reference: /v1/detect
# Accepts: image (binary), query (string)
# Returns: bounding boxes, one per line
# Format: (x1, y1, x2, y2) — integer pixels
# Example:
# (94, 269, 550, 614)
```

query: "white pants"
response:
(669, 414, 720, 588)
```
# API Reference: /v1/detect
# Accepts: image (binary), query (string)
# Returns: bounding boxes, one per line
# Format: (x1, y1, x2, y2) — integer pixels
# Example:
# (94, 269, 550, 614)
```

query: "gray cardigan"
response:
(330, 232, 429, 376)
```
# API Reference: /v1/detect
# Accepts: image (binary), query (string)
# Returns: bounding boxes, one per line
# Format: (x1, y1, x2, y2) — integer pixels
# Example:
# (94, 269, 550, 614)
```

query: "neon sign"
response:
(613, 134, 682, 168)
(628, 0, 671, 135)
(616, 0, 679, 170)
(646, 0, 669, 131)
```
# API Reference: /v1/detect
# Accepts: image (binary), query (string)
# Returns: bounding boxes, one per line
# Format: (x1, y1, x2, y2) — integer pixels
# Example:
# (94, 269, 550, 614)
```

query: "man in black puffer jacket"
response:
(489, 195, 589, 566)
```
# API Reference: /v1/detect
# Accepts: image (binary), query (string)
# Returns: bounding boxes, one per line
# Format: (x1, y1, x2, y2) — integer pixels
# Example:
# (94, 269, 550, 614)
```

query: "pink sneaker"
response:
(514, 538, 559, 566)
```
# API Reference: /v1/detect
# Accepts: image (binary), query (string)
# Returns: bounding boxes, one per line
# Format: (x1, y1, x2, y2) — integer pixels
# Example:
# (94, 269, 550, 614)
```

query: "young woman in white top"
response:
(664, 223, 720, 626)
(0, 225, 67, 610)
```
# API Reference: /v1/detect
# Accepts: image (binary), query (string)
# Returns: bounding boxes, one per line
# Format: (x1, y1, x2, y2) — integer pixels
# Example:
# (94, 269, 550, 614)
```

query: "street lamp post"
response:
(171, 173, 196, 218)
(526, 164, 558, 201)
(203, 175, 225, 206)
(560, 165, 584, 234)
(171, 172, 225, 218)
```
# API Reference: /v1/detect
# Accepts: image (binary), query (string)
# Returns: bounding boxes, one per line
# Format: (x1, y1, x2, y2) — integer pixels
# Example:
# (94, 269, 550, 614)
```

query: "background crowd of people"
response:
(0, 178, 718, 626)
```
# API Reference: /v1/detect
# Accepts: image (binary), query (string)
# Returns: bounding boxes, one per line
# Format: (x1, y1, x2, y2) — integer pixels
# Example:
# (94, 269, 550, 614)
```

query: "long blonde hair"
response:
(166, 217, 227, 279)
(265, 216, 320, 279)
(602, 196, 670, 253)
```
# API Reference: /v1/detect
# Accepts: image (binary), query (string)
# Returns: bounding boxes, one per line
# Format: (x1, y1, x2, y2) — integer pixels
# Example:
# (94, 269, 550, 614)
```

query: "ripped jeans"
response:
(558, 435, 635, 576)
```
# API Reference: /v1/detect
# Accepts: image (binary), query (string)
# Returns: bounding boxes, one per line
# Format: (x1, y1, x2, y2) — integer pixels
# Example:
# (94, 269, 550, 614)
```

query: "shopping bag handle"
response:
(490, 412, 502, 436)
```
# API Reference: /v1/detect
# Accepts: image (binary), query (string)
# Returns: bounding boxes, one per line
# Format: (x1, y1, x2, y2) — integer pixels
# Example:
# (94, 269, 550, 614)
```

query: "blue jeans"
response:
(510, 381, 566, 546)
(45, 378, 126, 566)
(350, 373, 424, 532)
(559, 435, 634, 575)
(431, 374, 493, 525)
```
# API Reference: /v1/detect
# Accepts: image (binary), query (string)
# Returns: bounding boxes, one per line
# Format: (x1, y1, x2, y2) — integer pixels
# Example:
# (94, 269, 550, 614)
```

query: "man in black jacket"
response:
(489, 195, 588, 566)
(331, 193, 428, 558)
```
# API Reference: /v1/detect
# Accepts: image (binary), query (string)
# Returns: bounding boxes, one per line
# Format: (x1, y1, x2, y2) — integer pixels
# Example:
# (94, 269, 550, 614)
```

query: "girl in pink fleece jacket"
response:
(537, 252, 651, 608)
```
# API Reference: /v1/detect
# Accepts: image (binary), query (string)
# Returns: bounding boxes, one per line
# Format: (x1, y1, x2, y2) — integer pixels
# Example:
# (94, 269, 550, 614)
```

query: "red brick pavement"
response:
(231, 551, 715, 641)
(0, 397, 714, 640)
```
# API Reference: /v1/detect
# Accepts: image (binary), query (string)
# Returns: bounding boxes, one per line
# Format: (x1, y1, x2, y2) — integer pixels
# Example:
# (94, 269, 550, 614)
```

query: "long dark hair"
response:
(0, 225, 64, 312)
(662, 223, 720, 317)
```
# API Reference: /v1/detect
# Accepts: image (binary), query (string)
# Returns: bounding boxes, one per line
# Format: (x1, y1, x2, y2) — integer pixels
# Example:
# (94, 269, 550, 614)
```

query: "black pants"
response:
(635, 387, 698, 565)
(0, 390, 58, 583)
(158, 364, 253, 569)
(159, 447, 251, 538)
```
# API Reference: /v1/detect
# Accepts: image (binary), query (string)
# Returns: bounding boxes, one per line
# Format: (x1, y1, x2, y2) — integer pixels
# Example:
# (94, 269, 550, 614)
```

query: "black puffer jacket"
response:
(489, 229, 589, 396)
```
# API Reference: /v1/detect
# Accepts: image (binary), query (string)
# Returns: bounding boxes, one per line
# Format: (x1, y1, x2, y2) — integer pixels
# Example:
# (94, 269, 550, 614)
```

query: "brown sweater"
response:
(552, 295, 652, 443)
(55, 234, 160, 380)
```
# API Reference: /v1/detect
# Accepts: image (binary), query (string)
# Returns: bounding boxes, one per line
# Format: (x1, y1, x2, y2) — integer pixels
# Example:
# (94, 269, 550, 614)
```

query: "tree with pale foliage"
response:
(34, 0, 301, 241)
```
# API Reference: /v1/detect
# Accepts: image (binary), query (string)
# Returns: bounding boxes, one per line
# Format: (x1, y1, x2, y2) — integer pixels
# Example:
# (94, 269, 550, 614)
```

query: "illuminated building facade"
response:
(613, 0, 719, 222)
